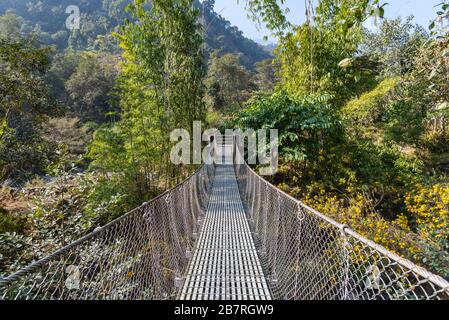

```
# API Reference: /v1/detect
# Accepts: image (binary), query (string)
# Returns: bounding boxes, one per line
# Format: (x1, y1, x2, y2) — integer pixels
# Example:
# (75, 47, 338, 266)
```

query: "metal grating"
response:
(180, 165, 272, 300)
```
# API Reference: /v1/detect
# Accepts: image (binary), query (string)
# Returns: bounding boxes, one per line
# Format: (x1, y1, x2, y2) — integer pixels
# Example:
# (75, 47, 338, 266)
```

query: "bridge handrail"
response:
(242, 162, 449, 293)
(1, 159, 216, 299)
(231, 133, 449, 300)
(1, 164, 205, 286)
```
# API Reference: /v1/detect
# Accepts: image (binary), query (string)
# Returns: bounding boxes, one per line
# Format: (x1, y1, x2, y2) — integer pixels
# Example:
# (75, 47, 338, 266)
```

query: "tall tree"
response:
(276, 0, 384, 106)
(65, 52, 119, 123)
(362, 17, 428, 79)
(89, 0, 206, 208)
(254, 58, 279, 92)
(0, 37, 61, 182)
(205, 52, 256, 111)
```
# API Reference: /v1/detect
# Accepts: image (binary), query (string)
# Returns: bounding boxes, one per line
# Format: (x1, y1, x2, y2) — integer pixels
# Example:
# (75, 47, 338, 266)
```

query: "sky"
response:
(212, 0, 444, 43)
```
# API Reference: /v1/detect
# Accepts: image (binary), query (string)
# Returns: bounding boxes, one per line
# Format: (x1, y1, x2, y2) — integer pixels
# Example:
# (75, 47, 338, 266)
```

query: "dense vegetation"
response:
(234, 0, 449, 276)
(0, 0, 276, 276)
(0, 0, 271, 65)
(1, 0, 448, 281)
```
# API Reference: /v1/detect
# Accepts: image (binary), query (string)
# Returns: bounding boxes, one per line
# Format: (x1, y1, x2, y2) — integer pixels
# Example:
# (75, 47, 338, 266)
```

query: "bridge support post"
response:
(340, 225, 351, 300)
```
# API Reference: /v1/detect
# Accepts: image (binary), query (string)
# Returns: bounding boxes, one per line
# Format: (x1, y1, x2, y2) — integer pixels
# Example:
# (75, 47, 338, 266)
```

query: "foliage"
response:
(404, 184, 449, 276)
(254, 58, 280, 92)
(46, 49, 82, 101)
(303, 191, 449, 277)
(0, 0, 270, 67)
(65, 52, 119, 123)
(235, 91, 341, 162)
(45, 49, 120, 125)
(276, 0, 380, 107)
(0, 11, 23, 40)
(362, 17, 428, 78)
(350, 17, 448, 146)
(43, 117, 95, 166)
(0, 0, 130, 51)
(343, 77, 400, 128)
(0, 173, 103, 275)
(200, 0, 272, 68)
(240, 0, 290, 36)
(87, 0, 206, 211)
(341, 76, 428, 145)
(206, 52, 256, 112)
(0, 36, 62, 183)
(429, 1, 449, 38)
(406, 184, 449, 244)
(87, 124, 143, 211)
(403, 36, 448, 138)
(0, 202, 27, 234)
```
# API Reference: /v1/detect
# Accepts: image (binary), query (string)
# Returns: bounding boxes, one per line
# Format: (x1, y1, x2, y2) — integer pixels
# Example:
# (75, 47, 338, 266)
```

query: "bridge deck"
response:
(180, 165, 271, 300)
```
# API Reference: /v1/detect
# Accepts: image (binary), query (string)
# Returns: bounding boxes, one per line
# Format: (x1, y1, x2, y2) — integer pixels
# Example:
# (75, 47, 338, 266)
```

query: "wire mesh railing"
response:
(0, 161, 215, 300)
(234, 159, 449, 300)
(2, 133, 449, 300)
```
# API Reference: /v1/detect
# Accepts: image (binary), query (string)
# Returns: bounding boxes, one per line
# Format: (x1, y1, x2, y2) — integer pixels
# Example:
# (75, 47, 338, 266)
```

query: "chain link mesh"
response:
(234, 161, 449, 300)
(2, 137, 449, 300)
(0, 162, 215, 300)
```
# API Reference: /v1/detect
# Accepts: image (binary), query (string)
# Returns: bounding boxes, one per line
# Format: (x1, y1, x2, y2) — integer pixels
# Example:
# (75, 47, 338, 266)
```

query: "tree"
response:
(254, 58, 279, 92)
(362, 17, 428, 79)
(276, 0, 383, 107)
(0, 1, 271, 67)
(242, 0, 386, 36)
(347, 16, 447, 145)
(242, 0, 290, 36)
(46, 49, 82, 101)
(0, 11, 23, 40)
(65, 52, 119, 123)
(198, 0, 271, 68)
(0, 37, 61, 182)
(235, 91, 342, 164)
(88, 0, 206, 210)
(205, 52, 256, 111)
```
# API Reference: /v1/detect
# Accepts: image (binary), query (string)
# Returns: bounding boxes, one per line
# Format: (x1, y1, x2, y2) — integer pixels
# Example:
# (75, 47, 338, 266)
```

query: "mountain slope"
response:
(0, 0, 270, 67)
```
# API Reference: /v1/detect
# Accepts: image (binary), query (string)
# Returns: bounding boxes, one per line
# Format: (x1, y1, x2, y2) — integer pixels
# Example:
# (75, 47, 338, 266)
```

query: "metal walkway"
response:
(180, 165, 271, 300)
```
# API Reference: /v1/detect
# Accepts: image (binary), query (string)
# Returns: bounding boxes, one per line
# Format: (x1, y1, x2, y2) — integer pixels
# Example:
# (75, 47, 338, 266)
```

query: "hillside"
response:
(199, 0, 271, 67)
(0, 0, 270, 67)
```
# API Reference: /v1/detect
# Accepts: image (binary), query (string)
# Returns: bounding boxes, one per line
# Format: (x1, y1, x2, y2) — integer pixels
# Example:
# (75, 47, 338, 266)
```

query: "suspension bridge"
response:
(1, 136, 449, 300)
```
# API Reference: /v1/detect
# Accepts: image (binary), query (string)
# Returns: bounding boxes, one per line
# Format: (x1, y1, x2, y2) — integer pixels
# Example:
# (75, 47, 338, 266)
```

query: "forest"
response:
(0, 0, 448, 283)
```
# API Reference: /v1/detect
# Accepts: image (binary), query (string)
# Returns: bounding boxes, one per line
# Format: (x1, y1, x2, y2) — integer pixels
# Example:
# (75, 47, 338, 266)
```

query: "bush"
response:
(343, 77, 400, 127)
(421, 131, 449, 154)
(303, 190, 449, 278)
(0, 208, 27, 234)
(406, 184, 449, 243)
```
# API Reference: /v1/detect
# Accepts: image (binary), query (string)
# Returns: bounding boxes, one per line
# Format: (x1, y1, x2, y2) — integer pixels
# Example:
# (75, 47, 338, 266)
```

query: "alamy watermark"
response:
(170, 122, 279, 176)
(65, 5, 80, 31)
